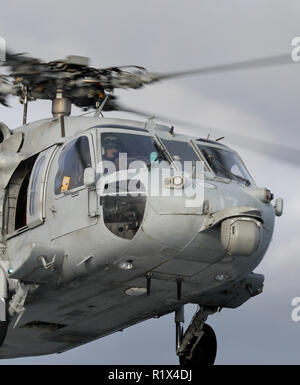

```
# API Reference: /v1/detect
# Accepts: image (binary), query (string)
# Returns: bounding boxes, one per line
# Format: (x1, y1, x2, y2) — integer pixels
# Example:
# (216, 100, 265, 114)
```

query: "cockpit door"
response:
(47, 134, 98, 240)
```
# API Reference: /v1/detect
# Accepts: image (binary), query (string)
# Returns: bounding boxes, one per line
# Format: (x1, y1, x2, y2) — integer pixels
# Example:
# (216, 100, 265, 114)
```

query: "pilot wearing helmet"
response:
(102, 136, 120, 160)
(102, 135, 121, 172)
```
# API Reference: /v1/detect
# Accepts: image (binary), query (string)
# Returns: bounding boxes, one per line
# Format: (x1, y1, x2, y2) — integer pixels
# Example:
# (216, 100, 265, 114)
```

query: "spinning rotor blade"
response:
(0, 76, 19, 106)
(96, 53, 295, 91)
(148, 53, 294, 83)
(115, 103, 300, 166)
(4, 51, 44, 73)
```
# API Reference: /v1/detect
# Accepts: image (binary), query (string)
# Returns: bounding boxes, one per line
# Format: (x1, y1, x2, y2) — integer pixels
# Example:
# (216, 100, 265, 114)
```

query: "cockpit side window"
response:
(160, 140, 200, 164)
(55, 136, 92, 195)
(158, 139, 207, 178)
(29, 155, 46, 216)
(100, 132, 166, 172)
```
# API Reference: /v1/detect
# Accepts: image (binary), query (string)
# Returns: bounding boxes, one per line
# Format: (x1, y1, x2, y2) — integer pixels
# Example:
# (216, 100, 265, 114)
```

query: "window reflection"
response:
(29, 155, 45, 216)
(55, 136, 92, 195)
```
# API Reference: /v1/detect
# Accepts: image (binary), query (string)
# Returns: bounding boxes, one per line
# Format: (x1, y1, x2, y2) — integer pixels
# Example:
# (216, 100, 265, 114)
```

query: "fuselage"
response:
(0, 116, 276, 358)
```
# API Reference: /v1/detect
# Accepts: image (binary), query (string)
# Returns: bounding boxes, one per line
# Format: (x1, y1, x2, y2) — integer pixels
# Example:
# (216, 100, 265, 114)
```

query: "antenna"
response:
(22, 86, 29, 125)
(94, 95, 108, 118)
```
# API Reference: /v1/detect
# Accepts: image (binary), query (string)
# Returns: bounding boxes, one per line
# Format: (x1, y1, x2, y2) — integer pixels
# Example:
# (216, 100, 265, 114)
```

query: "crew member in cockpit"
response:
(102, 136, 120, 161)
(102, 135, 121, 173)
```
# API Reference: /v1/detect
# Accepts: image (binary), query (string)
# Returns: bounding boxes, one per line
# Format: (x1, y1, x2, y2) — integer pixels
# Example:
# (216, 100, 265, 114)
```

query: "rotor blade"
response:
(2, 50, 44, 76)
(116, 104, 300, 167)
(103, 53, 295, 91)
(0, 76, 19, 106)
(150, 53, 295, 82)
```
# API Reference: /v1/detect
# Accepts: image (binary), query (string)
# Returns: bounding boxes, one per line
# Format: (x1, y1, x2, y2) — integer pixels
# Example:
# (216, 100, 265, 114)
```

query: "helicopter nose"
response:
(138, 178, 276, 284)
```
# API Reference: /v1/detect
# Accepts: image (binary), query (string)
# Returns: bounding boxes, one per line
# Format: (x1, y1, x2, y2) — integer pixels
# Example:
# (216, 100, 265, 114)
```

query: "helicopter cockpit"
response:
(99, 129, 254, 187)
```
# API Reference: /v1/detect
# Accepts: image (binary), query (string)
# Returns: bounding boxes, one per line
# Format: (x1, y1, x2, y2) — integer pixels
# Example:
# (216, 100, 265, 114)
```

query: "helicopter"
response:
(0, 50, 295, 365)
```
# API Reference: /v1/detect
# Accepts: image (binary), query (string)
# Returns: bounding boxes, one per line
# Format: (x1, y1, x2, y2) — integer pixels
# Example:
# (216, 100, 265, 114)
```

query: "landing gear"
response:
(175, 306, 217, 366)
(0, 320, 8, 346)
(0, 269, 8, 347)
(0, 298, 7, 346)
(179, 323, 217, 365)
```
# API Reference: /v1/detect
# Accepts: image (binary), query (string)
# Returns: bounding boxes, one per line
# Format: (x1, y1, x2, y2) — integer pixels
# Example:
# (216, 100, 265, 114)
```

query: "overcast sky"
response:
(1, 0, 300, 365)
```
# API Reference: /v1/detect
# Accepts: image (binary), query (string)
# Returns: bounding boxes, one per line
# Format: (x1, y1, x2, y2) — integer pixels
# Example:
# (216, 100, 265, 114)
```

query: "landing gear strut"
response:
(0, 298, 8, 346)
(0, 269, 8, 347)
(175, 306, 217, 366)
(0, 320, 8, 346)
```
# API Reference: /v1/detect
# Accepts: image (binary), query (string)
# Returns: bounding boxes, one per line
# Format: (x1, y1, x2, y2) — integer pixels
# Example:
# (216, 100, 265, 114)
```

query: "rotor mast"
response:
(51, 90, 71, 118)
(51, 80, 71, 137)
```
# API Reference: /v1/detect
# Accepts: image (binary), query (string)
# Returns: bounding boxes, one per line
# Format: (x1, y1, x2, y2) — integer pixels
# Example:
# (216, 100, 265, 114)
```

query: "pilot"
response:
(102, 135, 120, 160)
(102, 135, 121, 171)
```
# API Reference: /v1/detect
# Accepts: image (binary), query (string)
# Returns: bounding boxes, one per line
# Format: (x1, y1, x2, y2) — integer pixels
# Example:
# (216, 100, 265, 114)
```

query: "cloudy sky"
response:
(1, 0, 300, 365)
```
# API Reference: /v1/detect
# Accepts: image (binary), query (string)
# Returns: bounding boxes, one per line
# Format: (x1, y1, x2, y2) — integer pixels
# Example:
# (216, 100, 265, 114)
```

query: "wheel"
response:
(0, 320, 8, 346)
(179, 323, 217, 366)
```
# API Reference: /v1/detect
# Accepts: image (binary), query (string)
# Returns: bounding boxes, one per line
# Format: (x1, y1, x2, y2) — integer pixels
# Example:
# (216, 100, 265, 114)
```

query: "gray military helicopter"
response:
(0, 50, 295, 365)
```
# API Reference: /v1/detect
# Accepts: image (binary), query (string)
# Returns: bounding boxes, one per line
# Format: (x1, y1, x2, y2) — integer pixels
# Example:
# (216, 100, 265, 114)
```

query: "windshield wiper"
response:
(154, 142, 168, 162)
(229, 172, 251, 186)
(147, 142, 169, 170)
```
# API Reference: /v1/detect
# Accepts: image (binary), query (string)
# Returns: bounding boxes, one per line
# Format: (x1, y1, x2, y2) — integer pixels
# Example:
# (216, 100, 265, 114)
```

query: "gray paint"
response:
(0, 115, 275, 359)
(0, 0, 299, 365)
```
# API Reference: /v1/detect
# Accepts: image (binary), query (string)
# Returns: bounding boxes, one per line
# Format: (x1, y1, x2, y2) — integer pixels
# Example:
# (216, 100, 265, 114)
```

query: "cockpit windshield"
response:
(161, 140, 200, 164)
(161, 139, 204, 176)
(196, 143, 254, 186)
(99, 132, 253, 186)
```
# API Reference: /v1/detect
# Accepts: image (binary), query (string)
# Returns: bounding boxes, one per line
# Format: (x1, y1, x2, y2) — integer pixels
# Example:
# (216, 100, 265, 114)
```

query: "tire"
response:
(0, 320, 8, 346)
(179, 323, 217, 366)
